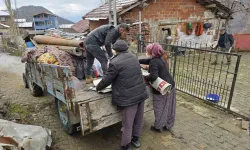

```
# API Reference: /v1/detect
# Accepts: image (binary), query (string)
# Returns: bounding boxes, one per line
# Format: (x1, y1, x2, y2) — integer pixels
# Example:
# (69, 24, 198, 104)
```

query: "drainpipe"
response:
(113, 0, 117, 26)
(216, 18, 221, 43)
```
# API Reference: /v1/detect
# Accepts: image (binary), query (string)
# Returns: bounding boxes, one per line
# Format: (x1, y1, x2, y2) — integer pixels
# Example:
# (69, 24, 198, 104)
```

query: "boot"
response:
(86, 76, 93, 84)
(115, 144, 131, 150)
(131, 136, 141, 148)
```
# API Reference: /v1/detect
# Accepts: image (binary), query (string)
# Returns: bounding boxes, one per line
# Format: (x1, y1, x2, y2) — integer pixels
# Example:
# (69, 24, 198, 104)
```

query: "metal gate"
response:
(139, 41, 241, 111)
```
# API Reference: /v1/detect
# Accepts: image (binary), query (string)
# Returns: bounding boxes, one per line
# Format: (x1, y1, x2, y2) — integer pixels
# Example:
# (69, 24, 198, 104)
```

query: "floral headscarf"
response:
(146, 43, 164, 58)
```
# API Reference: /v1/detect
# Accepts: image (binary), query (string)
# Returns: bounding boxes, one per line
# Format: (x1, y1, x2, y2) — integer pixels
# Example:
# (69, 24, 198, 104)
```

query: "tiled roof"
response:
(17, 22, 33, 28)
(83, 0, 139, 20)
(59, 24, 74, 29)
(83, 0, 232, 20)
(14, 19, 27, 23)
(0, 10, 9, 16)
(72, 20, 89, 33)
(33, 12, 56, 17)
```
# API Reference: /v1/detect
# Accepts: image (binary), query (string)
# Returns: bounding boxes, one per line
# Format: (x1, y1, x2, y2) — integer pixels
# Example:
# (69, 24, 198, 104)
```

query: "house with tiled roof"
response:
(33, 12, 59, 30)
(72, 20, 90, 34)
(0, 11, 10, 35)
(83, 0, 250, 50)
(83, 0, 233, 44)
(0, 10, 10, 26)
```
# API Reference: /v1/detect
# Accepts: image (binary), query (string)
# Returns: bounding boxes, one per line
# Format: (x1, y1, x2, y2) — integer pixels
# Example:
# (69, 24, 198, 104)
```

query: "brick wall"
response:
(128, 23, 151, 42)
(122, 0, 207, 22)
(89, 19, 109, 31)
(88, 0, 209, 32)
(121, 0, 215, 41)
(88, 0, 221, 46)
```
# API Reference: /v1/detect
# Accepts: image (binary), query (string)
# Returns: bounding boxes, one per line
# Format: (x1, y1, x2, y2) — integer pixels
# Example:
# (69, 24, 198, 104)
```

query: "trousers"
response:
(84, 37, 108, 76)
(214, 47, 231, 63)
(121, 101, 144, 146)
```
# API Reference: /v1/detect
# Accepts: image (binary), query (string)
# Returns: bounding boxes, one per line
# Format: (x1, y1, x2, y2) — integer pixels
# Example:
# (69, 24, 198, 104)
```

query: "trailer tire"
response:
(55, 98, 79, 135)
(27, 75, 43, 97)
(23, 73, 29, 89)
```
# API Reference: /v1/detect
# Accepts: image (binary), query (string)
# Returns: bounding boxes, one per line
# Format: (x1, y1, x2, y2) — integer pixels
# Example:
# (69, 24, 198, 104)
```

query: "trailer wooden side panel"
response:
(78, 87, 153, 136)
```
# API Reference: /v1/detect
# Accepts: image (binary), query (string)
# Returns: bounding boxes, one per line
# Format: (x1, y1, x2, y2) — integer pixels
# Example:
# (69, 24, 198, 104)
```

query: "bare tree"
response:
(222, 0, 250, 31)
(3, 0, 20, 36)
(2, 0, 24, 53)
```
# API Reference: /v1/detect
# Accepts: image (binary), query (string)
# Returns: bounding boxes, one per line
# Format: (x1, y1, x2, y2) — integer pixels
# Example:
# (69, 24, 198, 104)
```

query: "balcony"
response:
(35, 24, 56, 30)
(34, 17, 51, 22)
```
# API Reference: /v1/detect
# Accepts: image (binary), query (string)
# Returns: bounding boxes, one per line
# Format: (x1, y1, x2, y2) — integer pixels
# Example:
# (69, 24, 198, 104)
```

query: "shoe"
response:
(131, 136, 140, 148)
(86, 76, 93, 84)
(115, 145, 131, 150)
(150, 126, 162, 132)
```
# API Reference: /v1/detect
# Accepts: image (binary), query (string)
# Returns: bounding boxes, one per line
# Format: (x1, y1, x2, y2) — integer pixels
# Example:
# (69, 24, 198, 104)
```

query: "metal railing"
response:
(138, 40, 241, 111)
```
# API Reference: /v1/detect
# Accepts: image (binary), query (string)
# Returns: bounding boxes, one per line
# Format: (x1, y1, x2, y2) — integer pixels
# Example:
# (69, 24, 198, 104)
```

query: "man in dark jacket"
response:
(211, 27, 234, 65)
(84, 23, 129, 84)
(96, 40, 148, 150)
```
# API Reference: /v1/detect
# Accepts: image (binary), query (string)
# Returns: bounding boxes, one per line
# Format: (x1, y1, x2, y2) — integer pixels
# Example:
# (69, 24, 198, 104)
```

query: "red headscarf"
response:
(146, 43, 164, 58)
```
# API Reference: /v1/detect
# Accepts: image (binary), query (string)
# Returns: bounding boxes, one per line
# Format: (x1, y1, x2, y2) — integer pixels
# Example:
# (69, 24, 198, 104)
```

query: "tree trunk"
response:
(225, 16, 232, 34)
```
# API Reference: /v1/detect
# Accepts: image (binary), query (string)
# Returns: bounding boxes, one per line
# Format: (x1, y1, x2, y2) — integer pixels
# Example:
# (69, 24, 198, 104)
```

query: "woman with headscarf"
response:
(139, 43, 176, 132)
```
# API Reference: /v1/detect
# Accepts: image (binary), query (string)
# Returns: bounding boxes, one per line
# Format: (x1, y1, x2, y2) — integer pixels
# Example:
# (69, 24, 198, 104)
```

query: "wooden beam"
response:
(118, 0, 147, 16)
(119, 2, 141, 15)
(206, 4, 216, 8)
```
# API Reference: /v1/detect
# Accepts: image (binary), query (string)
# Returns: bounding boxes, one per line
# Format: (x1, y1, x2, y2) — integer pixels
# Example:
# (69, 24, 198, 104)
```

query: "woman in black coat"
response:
(140, 43, 176, 132)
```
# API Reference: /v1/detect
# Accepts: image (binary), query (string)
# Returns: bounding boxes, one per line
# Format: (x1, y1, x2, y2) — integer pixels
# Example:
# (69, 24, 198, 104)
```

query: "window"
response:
(35, 15, 44, 20)
(35, 21, 45, 26)
(46, 20, 52, 25)
(0, 17, 7, 22)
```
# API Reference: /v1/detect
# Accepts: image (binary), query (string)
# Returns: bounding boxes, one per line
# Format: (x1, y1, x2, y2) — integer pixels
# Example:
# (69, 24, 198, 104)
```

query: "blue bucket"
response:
(26, 41, 35, 48)
(206, 94, 220, 103)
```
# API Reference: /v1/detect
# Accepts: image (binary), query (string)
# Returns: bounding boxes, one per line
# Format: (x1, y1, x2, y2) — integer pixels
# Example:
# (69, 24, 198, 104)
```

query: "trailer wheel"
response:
(55, 98, 79, 135)
(26, 74, 43, 97)
(23, 73, 29, 88)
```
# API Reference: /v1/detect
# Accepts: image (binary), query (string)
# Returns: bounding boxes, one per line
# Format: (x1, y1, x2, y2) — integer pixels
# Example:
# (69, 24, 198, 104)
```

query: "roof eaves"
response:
(83, 0, 139, 20)
(197, 0, 233, 18)
(33, 12, 56, 17)
(85, 17, 108, 21)
(119, 0, 147, 15)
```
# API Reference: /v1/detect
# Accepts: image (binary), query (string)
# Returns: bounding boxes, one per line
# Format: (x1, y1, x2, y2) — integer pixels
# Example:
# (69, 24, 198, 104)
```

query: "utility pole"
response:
(108, 0, 117, 26)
